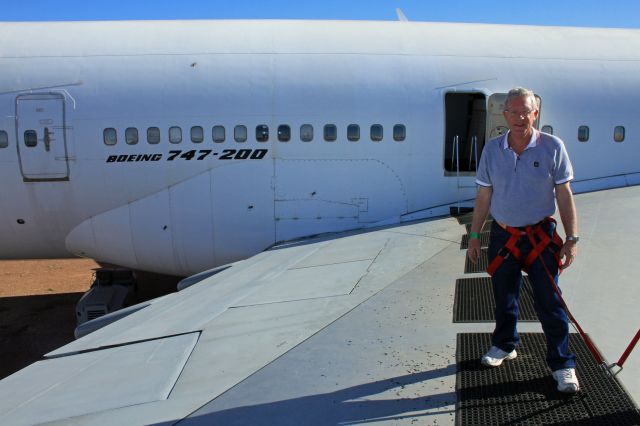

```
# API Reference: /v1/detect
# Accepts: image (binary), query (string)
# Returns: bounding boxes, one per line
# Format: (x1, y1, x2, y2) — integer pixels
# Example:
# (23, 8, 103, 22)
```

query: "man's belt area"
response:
(486, 217, 564, 276)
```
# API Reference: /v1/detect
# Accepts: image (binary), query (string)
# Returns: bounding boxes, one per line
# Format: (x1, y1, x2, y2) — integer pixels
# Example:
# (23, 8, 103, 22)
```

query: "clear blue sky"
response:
(2, 0, 639, 28)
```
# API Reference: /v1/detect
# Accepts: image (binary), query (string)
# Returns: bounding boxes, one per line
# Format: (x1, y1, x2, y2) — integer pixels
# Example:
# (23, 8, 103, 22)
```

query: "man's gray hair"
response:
(504, 87, 539, 111)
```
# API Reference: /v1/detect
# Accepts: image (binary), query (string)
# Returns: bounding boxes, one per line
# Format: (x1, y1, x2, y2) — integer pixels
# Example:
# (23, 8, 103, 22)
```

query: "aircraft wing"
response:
(0, 211, 464, 425)
(0, 186, 638, 425)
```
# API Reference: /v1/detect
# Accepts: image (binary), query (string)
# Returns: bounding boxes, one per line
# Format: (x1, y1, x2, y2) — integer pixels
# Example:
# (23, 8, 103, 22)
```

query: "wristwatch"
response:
(566, 235, 580, 243)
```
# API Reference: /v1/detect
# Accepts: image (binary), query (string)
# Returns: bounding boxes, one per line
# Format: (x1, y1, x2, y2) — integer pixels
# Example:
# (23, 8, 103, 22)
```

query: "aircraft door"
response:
(487, 93, 541, 140)
(16, 93, 69, 181)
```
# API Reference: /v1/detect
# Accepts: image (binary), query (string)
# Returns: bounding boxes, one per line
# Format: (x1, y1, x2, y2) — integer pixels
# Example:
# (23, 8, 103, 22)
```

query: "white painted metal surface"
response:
(0, 333, 199, 425)
(1, 20, 640, 274)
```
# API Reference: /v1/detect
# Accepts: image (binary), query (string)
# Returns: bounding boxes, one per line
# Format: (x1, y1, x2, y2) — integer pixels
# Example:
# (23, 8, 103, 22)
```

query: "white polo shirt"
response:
(475, 130, 574, 227)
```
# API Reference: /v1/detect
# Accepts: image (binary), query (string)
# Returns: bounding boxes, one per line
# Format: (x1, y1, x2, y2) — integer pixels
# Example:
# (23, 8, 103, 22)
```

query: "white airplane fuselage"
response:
(1, 20, 639, 276)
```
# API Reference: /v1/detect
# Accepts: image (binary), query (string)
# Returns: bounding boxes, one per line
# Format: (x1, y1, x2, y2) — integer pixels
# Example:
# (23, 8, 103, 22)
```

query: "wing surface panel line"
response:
(349, 239, 390, 295)
(45, 331, 202, 359)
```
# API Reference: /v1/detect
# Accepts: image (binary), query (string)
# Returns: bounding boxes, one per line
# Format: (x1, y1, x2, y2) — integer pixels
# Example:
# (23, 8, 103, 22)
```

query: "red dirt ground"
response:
(0, 258, 99, 380)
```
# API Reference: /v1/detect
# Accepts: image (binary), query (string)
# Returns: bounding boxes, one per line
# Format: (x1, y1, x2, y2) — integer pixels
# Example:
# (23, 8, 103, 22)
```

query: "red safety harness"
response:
(486, 217, 605, 365)
(486, 217, 563, 277)
(485, 217, 640, 372)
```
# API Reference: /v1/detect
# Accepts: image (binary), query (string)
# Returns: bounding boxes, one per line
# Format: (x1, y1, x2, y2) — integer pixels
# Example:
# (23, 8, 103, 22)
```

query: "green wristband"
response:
(469, 232, 480, 239)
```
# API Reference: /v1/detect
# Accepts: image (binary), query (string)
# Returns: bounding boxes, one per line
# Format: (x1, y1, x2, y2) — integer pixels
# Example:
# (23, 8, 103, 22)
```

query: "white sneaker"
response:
(481, 346, 517, 367)
(552, 368, 580, 393)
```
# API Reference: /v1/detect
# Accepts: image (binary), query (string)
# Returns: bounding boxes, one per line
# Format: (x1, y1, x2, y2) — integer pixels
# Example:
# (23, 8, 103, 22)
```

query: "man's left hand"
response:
(559, 240, 577, 269)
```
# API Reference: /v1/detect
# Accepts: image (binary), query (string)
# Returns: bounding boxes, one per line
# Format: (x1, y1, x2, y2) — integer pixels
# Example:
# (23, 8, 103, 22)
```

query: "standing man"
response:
(467, 87, 580, 393)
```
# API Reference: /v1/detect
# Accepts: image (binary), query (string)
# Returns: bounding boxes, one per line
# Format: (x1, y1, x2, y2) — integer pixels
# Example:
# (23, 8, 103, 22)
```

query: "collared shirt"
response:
(475, 130, 574, 226)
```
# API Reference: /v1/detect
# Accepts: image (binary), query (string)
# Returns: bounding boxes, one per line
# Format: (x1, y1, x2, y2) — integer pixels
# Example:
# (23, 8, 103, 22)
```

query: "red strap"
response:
(487, 219, 560, 276)
(523, 220, 564, 273)
(533, 239, 606, 366)
(486, 227, 522, 276)
(524, 226, 551, 269)
(617, 329, 640, 368)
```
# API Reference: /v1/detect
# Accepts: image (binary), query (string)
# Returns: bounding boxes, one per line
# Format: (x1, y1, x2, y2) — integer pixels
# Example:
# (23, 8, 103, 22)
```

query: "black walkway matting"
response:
(456, 333, 640, 425)
(461, 231, 491, 249)
(465, 248, 489, 273)
(453, 210, 475, 224)
(465, 221, 493, 233)
(454, 276, 538, 322)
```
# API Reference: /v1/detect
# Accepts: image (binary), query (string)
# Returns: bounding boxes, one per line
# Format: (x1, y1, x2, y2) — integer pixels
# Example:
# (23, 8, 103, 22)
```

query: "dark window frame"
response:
(370, 124, 383, 142)
(191, 126, 204, 143)
(277, 124, 291, 142)
(578, 125, 589, 142)
(103, 128, 117, 146)
(300, 124, 314, 142)
(347, 124, 360, 142)
(147, 127, 161, 144)
(256, 125, 269, 142)
(0, 130, 9, 148)
(393, 124, 406, 142)
(125, 127, 139, 145)
(324, 124, 337, 142)
(234, 125, 248, 143)
(213, 125, 226, 143)
(169, 126, 183, 144)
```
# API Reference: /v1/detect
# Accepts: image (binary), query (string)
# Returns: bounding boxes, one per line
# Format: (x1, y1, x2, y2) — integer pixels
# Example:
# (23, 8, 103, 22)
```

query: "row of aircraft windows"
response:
(540, 125, 626, 142)
(101, 124, 408, 146)
(0, 125, 630, 149)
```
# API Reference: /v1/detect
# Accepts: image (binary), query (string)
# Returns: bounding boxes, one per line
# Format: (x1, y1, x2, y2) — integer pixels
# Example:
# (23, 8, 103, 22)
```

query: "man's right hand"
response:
(467, 185, 492, 265)
(467, 237, 482, 264)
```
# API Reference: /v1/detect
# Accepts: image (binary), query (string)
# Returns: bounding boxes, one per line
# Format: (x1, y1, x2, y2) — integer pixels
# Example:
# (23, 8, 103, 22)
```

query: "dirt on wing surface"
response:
(0, 258, 99, 380)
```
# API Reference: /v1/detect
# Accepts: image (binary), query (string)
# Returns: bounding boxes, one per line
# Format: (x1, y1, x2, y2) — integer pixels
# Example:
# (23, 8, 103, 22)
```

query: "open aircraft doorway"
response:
(444, 92, 487, 174)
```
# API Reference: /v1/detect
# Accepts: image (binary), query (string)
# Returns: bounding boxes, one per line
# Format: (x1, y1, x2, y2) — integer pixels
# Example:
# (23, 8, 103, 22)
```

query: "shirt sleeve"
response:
(475, 143, 492, 187)
(553, 140, 574, 184)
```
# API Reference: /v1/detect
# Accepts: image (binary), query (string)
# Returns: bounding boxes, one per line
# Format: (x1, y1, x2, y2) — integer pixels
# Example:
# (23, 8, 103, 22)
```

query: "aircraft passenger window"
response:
(324, 124, 337, 142)
(125, 127, 139, 145)
(541, 125, 553, 135)
(578, 126, 589, 142)
(614, 126, 625, 142)
(278, 125, 291, 142)
(212, 125, 225, 143)
(256, 125, 269, 142)
(370, 124, 383, 142)
(0, 130, 8, 148)
(169, 126, 182, 144)
(147, 127, 161, 144)
(234, 125, 247, 143)
(300, 124, 313, 142)
(191, 126, 204, 143)
(103, 128, 117, 146)
(393, 124, 406, 141)
(347, 124, 360, 141)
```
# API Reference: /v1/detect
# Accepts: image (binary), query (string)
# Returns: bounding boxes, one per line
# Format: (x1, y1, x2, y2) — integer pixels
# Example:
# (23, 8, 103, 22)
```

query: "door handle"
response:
(44, 127, 51, 152)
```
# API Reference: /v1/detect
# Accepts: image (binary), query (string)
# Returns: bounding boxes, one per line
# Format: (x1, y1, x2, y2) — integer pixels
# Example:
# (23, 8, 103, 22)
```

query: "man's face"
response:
(503, 95, 539, 138)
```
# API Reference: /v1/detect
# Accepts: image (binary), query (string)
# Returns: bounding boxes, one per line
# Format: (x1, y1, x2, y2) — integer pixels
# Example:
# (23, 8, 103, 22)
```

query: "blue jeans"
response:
(488, 220, 576, 371)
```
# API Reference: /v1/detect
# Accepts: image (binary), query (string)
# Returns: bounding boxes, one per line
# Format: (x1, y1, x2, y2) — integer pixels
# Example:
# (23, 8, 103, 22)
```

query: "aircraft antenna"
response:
(396, 8, 409, 22)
